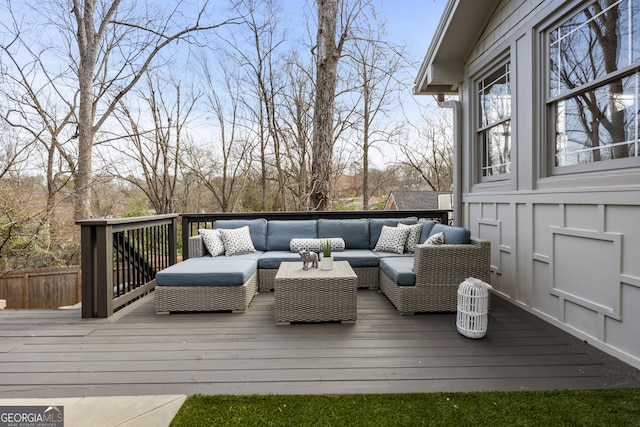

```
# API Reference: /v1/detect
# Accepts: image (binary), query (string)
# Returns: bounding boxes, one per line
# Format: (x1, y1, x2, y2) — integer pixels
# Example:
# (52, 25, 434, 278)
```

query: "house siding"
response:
(456, 0, 640, 368)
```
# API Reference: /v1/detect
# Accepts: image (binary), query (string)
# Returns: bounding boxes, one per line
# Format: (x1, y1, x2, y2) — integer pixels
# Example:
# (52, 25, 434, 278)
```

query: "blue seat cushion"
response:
(156, 257, 257, 286)
(429, 223, 471, 244)
(318, 219, 370, 249)
(379, 257, 416, 286)
(376, 252, 414, 259)
(266, 220, 317, 251)
(258, 251, 306, 269)
(214, 218, 268, 251)
(332, 249, 380, 268)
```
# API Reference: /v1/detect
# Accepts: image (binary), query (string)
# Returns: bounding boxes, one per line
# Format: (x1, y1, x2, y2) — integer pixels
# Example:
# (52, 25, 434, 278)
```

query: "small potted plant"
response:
(320, 240, 333, 270)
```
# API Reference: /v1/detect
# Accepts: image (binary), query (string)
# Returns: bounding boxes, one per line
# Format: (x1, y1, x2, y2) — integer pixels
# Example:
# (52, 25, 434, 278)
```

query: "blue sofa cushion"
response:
(214, 218, 268, 251)
(332, 249, 380, 268)
(318, 219, 370, 249)
(368, 217, 417, 249)
(429, 223, 471, 244)
(266, 220, 317, 251)
(156, 257, 257, 286)
(258, 251, 305, 269)
(418, 220, 438, 243)
(379, 257, 416, 286)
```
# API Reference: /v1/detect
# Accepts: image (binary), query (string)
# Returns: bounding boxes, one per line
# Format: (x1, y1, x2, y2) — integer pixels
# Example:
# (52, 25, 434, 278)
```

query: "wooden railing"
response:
(77, 214, 178, 318)
(180, 210, 450, 260)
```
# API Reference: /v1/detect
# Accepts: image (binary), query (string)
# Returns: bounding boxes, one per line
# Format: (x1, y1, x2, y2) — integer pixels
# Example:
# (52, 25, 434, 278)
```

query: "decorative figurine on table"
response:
(299, 250, 318, 270)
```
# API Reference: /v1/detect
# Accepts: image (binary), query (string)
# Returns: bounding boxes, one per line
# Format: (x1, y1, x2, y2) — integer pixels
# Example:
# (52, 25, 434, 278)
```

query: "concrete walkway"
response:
(0, 395, 186, 427)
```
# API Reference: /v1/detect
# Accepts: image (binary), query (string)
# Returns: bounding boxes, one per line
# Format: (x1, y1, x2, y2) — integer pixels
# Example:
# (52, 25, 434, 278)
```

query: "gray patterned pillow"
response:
(198, 228, 225, 257)
(398, 223, 423, 253)
(374, 225, 411, 254)
(290, 238, 345, 252)
(290, 238, 322, 252)
(218, 226, 257, 256)
(424, 232, 445, 246)
(322, 238, 345, 252)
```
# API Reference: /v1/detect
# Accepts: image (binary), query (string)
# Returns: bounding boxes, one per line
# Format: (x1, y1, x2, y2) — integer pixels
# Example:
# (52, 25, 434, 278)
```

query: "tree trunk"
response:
(311, 0, 340, 211)
(74, 0, 100, 220)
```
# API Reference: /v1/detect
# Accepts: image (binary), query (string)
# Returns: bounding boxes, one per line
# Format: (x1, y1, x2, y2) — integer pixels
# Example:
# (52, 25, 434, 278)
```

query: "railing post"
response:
(95, 223, 114, 318)
(80, 222, 96, 318)
(181, 215, 191, 260)
(79, 220, 114, 318)
(169, 216, 178, 265)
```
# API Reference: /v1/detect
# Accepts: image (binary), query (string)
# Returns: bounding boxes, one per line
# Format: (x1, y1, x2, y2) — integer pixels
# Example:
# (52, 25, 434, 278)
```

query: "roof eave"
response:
(414, 0, 500, 97)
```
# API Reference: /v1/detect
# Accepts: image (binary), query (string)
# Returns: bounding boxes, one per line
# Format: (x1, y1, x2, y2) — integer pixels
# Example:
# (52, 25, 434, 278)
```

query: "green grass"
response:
(170, 389, 640, 426)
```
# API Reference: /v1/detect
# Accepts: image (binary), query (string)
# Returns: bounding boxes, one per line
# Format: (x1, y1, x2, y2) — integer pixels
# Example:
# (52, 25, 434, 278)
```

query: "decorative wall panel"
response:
(549, 227, 622, 321)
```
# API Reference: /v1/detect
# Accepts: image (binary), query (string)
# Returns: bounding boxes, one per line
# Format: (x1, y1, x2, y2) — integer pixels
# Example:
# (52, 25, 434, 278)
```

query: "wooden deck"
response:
(1, 290, 639, 398)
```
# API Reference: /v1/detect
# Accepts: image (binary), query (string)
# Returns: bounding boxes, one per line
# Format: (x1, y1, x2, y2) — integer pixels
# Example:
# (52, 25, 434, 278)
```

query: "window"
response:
(549, 0, 640, 170)
(478, 63, 511, 177)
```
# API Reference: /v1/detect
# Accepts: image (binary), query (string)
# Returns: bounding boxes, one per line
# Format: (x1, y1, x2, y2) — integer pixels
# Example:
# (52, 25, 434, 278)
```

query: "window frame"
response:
(475, 60, 513, 183)
(545, 0, 640, 176)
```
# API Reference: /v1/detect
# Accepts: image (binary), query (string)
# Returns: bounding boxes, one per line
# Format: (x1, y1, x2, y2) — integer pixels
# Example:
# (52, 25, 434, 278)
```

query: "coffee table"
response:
(274, 261, 358, 324)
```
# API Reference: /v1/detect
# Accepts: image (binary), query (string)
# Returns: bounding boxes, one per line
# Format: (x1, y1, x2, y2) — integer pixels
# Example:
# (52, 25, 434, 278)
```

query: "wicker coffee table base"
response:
(274, 261, 357, 324)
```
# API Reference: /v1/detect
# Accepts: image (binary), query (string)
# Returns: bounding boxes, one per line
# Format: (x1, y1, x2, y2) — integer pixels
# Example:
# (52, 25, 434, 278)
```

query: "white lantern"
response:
(456, 277, 492, 339)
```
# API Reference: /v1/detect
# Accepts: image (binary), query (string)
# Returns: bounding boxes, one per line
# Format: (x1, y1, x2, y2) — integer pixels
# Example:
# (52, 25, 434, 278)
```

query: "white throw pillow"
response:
(374, 225, 410, 254)
(198, 229, 225, 257)
(218, 226, 257, 256)
(398, 223, 423, 253)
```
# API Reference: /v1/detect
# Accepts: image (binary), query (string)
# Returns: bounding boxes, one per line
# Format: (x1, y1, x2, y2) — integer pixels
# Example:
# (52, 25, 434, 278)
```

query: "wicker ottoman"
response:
(274, 261, 357, 324)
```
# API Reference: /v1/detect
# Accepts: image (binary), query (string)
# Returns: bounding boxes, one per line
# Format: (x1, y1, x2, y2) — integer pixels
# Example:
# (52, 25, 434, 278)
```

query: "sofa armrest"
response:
(413, 237, 490, 286)
(189, 235, 206, 258)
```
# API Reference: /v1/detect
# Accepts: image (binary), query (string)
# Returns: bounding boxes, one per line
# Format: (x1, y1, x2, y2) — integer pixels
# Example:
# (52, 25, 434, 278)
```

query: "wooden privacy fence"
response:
(0, 266, 81, 309)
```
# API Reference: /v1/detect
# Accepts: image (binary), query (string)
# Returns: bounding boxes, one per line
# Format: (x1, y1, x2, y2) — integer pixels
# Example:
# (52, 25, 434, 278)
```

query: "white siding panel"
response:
(564, 205, 601, 232)
(549, 228, 622, 320)
(606, 205, 640, 280)
(533, 258, 557, 314)
(606, 285, 640, 363)
(516, 203, 533, 304)
(564, 299, 600, 339)
(532, 204, 559, 256)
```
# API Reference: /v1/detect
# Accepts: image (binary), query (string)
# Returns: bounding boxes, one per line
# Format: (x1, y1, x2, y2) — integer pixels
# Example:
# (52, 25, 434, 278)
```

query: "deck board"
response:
(0, 290, 639, 398)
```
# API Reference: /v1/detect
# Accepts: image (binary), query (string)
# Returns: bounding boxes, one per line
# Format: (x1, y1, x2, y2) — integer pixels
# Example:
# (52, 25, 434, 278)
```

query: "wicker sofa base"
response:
(259, 266, 378, 291)
(155, 272, 258, 314)
(379, 270, 458, 314)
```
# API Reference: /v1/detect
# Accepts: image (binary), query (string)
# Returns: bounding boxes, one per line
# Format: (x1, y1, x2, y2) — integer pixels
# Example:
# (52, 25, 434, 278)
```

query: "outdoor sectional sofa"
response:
(154, 217, 490, 315)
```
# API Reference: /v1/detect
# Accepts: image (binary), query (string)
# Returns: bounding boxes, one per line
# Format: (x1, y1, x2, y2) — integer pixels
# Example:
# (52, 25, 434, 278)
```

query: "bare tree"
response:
(344, 20, 406, 209)
(279, 51, 315, 210)
(311, 0, 362, 210)
(396, 106, 453, 191)
(0, 19, 78, 263)
(220, 0, 289, 211)
(184, 61, 255, 212)
(56, 0, 240, 219)
(104, 74, 200, 214)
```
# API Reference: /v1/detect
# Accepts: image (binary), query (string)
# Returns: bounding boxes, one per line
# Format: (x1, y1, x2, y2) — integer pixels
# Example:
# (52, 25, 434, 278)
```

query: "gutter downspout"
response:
(437, 97, 462, 227)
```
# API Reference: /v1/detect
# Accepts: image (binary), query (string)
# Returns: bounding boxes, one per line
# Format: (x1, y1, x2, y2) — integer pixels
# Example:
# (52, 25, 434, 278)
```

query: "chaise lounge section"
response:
(155, 255, 259, 314)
